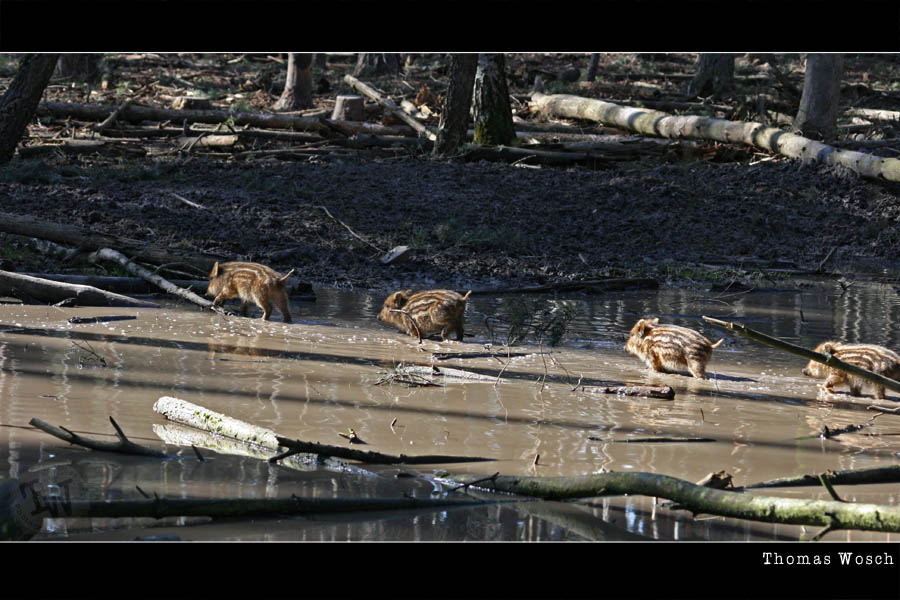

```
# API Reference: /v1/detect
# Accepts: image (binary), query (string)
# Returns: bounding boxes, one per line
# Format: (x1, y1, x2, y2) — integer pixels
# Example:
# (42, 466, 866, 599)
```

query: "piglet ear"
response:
(210, 262, 220, 278)
(649, 317, 659, 325)
(635, 318, 652, 339)
(391, 291, 410, 308)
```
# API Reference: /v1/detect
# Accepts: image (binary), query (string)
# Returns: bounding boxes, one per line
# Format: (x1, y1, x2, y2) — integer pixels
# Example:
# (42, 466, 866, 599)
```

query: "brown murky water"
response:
(2, 279, 899, 541)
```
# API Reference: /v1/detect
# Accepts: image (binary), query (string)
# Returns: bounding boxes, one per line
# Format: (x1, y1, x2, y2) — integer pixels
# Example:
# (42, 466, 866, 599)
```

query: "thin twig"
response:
(318, 205, 386, 253)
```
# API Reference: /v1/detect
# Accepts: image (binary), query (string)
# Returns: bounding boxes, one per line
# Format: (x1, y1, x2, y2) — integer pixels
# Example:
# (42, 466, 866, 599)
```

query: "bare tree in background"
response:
(55, 53, 103, 82)
(352, 53, 401, 78)
(472, 53, 515, 146)
(585, 53, 600, 82)
(433, 54, 479, 156)
(0, 54, 60, 163)
(794, 54, 844, 141)
(687, 54, 734, 98)
(273, 53, 315, 111)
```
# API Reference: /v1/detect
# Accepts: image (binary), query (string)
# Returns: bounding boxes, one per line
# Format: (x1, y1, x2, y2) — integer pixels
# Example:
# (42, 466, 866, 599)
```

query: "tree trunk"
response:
(272, 53, 315, 111)
(0, 54, 60, 163)
(54, 54, 102, 82)
(472, 53, 515, 146)
(585, 53, 600, 81)
(794, 54, 844, 142)
(687, 54, 734, 98)
(434, 54, 479, 156)
(352, 53, 401, 77)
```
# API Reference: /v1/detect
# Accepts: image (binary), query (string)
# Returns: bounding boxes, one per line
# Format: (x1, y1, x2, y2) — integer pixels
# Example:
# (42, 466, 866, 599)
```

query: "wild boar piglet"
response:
(802, 341, 900, 399)
(625, 317, 723, 380)
(206, 261, 294, 323)
(377, 289, 471, 342)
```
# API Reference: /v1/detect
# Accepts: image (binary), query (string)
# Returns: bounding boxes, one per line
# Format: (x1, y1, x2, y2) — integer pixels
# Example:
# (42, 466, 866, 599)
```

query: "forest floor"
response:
(2, 53, 900, 293)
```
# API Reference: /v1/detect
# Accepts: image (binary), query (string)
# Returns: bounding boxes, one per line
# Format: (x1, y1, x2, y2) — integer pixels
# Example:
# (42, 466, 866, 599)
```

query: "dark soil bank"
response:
(1, 153, 899, 291)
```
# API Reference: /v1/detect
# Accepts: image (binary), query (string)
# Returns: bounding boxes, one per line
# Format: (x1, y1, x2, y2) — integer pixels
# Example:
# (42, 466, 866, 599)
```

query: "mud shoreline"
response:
(1, 154, 898, 295)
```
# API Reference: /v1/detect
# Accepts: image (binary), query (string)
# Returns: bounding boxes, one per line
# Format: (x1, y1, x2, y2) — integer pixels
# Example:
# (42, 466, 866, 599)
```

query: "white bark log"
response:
(88, 247, 223, 314)
(530, 92, 900, 182)
(153, 396, 283, 449)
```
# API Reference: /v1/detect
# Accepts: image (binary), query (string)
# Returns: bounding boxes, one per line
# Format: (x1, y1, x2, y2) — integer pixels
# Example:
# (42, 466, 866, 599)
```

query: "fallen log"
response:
(344, 75, 437, 141)
(175, 134, 240, 148)
(153, 396, 494, 465)
(153, 396, 282, 449)
(36, 101, 328, 133)
(436, 471, 900, 534)
(18, 139, 147, 158)
(845, 107, 900, 122)
(530, 92, 900, 182)
(88, 248, 222, 315)
(0, 270, 159, 308)
(0, 211, 222, 271)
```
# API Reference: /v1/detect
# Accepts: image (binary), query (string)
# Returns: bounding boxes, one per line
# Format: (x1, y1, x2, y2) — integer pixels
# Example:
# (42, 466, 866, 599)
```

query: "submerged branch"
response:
(577, 384, 675, 400)
(436, 471, 900, 533)
(701, 316, 900, 396)
(30, 417, 168, 458)
(738, 464, 900, 491)
(39, 495, 506, 521)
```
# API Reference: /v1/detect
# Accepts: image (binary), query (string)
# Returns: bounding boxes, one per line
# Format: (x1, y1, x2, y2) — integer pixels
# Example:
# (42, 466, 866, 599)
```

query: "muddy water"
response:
(1, 279, 899, 541)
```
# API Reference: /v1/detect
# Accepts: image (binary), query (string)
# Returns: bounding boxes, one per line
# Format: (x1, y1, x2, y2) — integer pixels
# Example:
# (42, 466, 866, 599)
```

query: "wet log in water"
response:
(154, 396, 495, 465)
(738, 464, 900, 491)
(436, 471, 900, 535)
(0, 270, 159, 308)
(38, 495, 502, 521)
(577, 384, 675, 400)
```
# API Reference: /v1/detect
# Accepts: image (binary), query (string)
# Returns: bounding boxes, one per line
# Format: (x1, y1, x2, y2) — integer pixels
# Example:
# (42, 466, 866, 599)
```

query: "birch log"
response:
(530, 92, 900, 182)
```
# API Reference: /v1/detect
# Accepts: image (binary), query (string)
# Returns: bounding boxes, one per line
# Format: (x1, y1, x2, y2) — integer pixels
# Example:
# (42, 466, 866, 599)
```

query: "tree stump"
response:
(331, 95, 364, 121)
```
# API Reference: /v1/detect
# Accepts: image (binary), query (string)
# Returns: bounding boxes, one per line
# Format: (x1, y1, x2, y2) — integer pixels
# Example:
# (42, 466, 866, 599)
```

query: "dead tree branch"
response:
(30, 417, 168, 458)
(436, 471, 900, 534)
